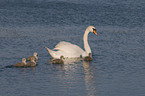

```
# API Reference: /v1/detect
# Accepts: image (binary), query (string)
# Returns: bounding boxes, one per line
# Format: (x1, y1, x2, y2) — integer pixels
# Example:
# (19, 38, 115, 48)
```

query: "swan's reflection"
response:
(50, 58, 97, 96)
(83, 61, 97, 96)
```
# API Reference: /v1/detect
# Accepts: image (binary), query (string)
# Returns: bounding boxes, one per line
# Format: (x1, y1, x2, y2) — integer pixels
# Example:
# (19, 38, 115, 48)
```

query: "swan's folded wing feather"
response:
(54, 41, 85, 57)
(55, 41, 72, 48)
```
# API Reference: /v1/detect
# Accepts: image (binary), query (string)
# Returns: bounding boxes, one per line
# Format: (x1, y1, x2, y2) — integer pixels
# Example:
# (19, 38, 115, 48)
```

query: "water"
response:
(0, 0, 145, 96)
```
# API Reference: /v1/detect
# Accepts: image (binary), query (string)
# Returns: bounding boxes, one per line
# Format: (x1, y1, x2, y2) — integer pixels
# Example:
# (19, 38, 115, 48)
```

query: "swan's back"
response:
(53, 41, 85, 58)
(55, 41, 72, 47)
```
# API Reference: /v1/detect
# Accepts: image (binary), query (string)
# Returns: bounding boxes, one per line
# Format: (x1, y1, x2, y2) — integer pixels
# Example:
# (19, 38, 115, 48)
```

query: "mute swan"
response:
(45, 26, 97, 59)
(26, 57, 37, 67)
(27, 52, 38, 62)
(14, 58, 27, 67)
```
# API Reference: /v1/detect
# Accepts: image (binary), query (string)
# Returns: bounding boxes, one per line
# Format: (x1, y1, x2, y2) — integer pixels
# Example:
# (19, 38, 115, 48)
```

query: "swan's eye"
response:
(93, 28, 96, 31)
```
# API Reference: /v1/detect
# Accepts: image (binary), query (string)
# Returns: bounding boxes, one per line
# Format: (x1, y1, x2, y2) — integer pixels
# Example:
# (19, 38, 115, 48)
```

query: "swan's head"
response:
(87, 26, 97, 35)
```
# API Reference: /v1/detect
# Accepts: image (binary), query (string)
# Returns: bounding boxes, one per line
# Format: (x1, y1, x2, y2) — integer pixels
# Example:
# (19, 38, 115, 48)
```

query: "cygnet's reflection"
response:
(83, 61, 97, 96)
(52, 58, 82, 71)
(49, 58, 98, 96)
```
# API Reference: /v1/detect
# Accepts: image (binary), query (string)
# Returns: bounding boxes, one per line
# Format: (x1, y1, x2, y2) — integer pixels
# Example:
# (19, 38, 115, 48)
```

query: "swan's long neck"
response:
(83, 29, 91, 54)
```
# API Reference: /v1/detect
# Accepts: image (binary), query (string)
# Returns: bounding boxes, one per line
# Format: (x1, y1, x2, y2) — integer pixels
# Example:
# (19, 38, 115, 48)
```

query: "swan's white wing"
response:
(53, 41, 85, 58)
(55, 41, 73, 48)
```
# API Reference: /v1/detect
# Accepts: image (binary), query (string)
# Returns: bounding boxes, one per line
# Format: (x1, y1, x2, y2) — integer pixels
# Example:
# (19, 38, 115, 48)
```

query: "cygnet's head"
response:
(33, 52, 38, 57)
(22, 58, 26, 62)
(60, 56, 64, 60)
(88, 53, 92, 57)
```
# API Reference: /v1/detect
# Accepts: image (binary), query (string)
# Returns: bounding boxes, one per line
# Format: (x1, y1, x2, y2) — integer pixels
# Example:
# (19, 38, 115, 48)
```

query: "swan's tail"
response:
(45, 46, 54, 57)
(45, 46, 51, 53)
(43, 41, 55, 58)
(43, 41, 51, 52)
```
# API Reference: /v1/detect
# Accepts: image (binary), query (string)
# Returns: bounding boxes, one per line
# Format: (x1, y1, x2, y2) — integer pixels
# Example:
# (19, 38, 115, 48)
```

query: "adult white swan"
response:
(45, 26, 97, 59)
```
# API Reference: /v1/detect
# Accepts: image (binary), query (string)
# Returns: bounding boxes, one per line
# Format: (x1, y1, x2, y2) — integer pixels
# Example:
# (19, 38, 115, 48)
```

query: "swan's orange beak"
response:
(93, 29, 97, 35)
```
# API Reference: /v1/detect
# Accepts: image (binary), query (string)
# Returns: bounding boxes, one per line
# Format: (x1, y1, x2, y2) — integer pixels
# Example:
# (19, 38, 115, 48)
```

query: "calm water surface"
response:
(0, 0, 145, 96)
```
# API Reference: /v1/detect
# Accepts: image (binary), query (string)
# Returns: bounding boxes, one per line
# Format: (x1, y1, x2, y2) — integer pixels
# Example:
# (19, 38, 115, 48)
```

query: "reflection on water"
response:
(50, 58, 82, 72)
(83, 61, 97, 96)
(5, 64, 37, 72)
(49, 58, 98, 96)
(48, 58, 83, 71)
